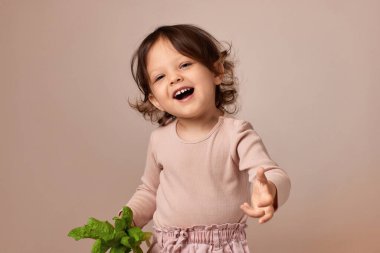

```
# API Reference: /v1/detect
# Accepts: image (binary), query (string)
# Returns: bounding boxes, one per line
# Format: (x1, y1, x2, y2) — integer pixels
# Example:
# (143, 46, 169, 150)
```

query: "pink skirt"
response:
(148, 223, 250, 253)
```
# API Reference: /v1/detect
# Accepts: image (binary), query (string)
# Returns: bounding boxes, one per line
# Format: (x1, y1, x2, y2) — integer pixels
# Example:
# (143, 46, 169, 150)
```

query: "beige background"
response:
(1, 1, 379, 252)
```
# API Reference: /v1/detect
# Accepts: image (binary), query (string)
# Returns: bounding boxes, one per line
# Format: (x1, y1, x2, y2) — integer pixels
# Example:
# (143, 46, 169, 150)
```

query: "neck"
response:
(176, 108, 224, 139)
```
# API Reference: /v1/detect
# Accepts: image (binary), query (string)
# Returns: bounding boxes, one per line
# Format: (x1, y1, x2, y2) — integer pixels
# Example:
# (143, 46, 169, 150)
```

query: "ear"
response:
(213, 60, 224, 85)
(148, 93, 164, 111)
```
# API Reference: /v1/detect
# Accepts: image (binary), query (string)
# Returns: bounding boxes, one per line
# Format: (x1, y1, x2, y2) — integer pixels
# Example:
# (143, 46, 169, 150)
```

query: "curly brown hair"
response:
(129, 24, 239, 126)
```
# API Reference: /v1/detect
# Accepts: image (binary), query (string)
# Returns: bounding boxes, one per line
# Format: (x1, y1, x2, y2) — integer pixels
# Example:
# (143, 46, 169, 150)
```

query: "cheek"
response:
(151, 85, 167, 98)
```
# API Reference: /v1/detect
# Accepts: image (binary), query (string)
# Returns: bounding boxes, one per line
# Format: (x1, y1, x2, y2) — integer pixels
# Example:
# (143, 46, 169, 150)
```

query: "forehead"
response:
(146, 38, 186, 72)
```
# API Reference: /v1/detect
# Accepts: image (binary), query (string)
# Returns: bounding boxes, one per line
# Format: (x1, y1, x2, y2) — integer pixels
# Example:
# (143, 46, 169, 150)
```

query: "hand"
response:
(240, 167, 277, 224)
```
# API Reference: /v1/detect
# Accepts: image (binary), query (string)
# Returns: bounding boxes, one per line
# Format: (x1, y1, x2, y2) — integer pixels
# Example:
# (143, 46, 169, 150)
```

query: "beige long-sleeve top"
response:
(127, 115, 291, 229)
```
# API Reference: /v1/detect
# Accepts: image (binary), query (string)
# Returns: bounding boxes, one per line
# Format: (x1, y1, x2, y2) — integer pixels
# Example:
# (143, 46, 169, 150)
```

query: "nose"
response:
(170, 74, 183, 85)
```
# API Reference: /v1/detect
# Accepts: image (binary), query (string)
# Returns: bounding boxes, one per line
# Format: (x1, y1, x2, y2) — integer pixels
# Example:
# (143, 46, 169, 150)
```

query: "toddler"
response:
(124, 24, 291, 253)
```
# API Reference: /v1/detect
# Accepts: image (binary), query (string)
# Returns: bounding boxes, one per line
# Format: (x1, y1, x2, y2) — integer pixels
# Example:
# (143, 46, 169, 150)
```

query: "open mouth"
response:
(173, 87, 194, 100)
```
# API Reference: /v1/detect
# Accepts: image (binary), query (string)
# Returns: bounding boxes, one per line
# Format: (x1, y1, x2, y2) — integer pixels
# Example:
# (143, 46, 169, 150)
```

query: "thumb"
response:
(255, 167, 268, 184)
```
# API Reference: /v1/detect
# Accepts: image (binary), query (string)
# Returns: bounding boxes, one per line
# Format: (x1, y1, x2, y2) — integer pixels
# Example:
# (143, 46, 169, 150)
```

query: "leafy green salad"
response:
(68, 206, 152, 253)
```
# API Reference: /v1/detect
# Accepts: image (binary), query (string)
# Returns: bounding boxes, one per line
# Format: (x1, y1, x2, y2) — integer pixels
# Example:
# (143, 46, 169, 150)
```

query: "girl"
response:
(124, 24, 291, 253)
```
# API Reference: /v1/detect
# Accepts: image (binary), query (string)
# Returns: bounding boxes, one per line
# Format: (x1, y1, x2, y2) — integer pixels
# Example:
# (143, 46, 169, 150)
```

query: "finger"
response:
(240, 202, 265, 218)
(255, 167, 268, 184)
(258, 207, 274, 224)
(240, 203, 264, 217)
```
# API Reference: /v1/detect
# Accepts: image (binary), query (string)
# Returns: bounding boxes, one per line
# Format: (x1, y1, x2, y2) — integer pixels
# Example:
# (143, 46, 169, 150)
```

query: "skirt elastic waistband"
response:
(153, 223, 247, 247)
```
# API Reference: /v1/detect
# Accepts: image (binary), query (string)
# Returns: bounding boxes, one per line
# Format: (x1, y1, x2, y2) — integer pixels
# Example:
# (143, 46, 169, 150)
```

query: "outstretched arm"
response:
(234, 121, 290, 222)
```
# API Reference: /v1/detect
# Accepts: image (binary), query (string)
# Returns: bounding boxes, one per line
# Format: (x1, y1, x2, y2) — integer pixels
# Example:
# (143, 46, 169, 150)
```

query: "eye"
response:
(180, 62, 192, 69)
(154, 75, 164, 83)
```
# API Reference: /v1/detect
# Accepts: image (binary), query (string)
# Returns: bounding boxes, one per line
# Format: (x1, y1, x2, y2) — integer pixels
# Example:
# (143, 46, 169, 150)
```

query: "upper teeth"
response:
(175, 88, 191, 97)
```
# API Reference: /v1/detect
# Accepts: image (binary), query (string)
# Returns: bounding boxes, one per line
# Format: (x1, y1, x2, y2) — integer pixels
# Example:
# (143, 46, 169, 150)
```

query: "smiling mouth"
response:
(173, 87, 195, 100)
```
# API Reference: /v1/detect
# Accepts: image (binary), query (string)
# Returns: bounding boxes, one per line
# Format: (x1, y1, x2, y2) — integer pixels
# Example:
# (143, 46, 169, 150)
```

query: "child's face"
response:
(147, 38, 223, 120)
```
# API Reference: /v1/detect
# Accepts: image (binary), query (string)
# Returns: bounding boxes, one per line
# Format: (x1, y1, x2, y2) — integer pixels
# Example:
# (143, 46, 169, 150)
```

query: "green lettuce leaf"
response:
(68, 217, 114, 242)
(91, 239, 110, 253)
(120, 206, 133, 228)
(68, 206, 150, 253)
(110, 246, 127, 253)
